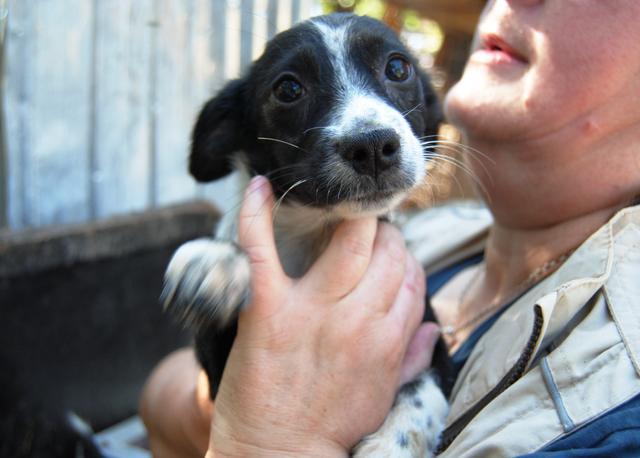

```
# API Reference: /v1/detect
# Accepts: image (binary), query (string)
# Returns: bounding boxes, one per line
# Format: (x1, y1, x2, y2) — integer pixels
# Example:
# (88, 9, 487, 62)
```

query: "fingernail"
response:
(248, 175, 267, 195)
(245, 176, 268, 211)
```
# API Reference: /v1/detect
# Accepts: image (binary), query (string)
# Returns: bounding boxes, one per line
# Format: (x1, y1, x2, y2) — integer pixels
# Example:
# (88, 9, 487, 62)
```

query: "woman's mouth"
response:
(471, 34, 528, 66)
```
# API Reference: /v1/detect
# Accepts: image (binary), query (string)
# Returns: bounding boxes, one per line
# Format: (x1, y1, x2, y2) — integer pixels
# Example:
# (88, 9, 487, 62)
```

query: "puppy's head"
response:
(191, 13, 441, 217)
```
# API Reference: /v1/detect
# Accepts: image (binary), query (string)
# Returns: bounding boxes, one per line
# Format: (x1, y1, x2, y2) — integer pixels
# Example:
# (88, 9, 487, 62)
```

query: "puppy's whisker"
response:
(424, 155, 467, 198)
(402, 103, 423, 118)
(218, 173, 311, 233)
(424, 152, 491, 202)
(423, 151, 477, 180)
(218, 171, 314, 226)
(235, 179, 280, 238)
(422, 142, 493, 183)
(423, 146, 476, 174)
(303, 125, 332, 135)
(418, 135, 478, 156)
(263, 165, 308, 182)
(414, 169, 437, 208)
(272, 179, 309, 218)
(425, 179, 437, 208)
(211, 174, 282, 226)
(423, 145, 469, 168)
(237, 178, 272, 209)
(267, 172, 308, 185)
(417, 134, 441, 140)
(262, 163, 305, 176)
(258, 136, 309, 153)
(421, 139, 495, 165)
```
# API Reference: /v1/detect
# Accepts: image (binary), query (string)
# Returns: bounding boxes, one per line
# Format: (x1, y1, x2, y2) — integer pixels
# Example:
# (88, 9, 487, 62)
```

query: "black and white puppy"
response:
(163, 13, 449, 457)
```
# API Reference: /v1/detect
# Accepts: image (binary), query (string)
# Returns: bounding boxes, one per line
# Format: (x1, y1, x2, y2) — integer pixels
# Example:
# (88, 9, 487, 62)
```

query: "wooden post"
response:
(0, 0, 7, 228)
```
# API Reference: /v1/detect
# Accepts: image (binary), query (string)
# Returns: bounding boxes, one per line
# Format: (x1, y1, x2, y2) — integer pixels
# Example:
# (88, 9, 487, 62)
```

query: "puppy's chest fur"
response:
(272, 208, 337, 277)
(217, 190, 337, 279)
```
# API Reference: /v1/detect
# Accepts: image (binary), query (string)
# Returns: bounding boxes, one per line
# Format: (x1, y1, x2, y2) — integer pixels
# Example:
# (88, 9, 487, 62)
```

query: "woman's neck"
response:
(483, 204, 621, 299)
(467, 114, 640, 299)
(434, 175, 629, 353)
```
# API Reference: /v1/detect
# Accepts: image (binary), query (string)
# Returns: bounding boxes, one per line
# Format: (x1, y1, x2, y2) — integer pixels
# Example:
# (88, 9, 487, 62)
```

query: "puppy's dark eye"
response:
(273, 77, 305, 103)
(385, 56, 412, 82)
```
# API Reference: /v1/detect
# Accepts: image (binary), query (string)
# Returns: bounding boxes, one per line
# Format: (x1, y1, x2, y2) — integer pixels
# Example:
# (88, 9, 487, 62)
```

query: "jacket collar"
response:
(445, 204, 640, 427)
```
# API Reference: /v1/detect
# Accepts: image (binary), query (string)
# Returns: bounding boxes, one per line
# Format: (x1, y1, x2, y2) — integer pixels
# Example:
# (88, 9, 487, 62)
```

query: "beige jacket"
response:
(402, 202, 640, 457)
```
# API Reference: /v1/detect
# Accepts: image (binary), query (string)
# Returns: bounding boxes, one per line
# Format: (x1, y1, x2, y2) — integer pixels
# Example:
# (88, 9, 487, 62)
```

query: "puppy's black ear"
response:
(417, 69, 443, 139)
(190, 78, 249, 182)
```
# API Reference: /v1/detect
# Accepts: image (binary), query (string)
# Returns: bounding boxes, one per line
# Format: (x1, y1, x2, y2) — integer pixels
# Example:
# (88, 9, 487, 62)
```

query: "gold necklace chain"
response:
(441, 249, 576, 339)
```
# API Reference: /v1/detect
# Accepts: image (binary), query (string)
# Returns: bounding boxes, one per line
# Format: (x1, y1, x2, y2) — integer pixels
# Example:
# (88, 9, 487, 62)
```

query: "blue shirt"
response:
(428, 257, 640, 457)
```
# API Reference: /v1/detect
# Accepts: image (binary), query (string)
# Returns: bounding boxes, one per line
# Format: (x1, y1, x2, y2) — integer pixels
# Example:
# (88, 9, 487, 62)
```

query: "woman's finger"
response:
(237, 176, 290, 310)
(398, 322, 440, 387)
(388, 254, 427, 340)
(383, 254, 430, 386)
(301, 217, 377, 299)
(350, 222, 407, 313)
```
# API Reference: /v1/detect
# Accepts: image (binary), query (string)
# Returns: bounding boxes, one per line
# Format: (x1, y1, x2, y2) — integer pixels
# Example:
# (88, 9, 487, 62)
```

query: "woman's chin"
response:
(444, 82, 529, 142)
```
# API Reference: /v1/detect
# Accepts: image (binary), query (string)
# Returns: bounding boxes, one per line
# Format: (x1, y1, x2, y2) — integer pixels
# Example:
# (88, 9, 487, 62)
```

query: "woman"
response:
(140, 0, 640, 456)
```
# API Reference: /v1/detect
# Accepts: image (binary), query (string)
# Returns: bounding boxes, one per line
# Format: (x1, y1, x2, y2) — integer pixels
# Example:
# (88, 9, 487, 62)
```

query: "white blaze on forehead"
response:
(310, 17, 426, 187)
(337, 94, 401, 131)
(310, 18, 356, 95)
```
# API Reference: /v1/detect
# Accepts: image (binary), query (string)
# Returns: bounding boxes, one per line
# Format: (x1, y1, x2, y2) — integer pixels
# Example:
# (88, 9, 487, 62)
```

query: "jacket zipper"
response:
(436, 305, 544, 454)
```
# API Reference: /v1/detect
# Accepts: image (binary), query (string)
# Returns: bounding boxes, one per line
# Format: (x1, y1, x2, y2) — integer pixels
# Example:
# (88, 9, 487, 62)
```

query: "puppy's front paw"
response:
(353, 370, 448, 458)
(161, 238, 251, 330)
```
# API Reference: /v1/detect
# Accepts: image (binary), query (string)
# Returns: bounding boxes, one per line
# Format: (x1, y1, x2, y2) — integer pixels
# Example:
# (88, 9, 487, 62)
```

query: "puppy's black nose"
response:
(338, 128, 400, 177)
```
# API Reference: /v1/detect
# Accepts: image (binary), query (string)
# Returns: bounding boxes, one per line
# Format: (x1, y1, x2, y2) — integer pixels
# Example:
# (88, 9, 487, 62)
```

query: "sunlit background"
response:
(0, 1, 486, 456)
(1, 0, 485, 231)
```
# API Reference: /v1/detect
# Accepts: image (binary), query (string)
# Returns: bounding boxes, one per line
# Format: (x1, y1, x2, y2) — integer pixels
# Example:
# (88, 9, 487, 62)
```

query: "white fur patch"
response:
(162, 238, 251, 329)
(311, 18, 361, 97)
(353, 370, 449, 457)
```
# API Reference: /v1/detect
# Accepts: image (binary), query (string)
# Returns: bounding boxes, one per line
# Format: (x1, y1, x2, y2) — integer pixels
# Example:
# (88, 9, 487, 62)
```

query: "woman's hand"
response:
(209, 176, 439, 457)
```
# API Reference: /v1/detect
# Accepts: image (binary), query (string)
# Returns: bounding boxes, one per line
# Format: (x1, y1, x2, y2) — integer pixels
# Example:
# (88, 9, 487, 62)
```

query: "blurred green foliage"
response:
(320, 0, 443, 57)
(321, 0, 385, 18)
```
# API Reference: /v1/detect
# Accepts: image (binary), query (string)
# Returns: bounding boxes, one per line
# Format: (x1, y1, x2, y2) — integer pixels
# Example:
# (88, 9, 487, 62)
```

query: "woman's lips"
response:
(471, 34, 528, 65)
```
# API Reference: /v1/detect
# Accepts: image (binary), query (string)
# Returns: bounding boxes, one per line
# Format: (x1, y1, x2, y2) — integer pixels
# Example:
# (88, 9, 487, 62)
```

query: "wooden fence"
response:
(2, 0, 318, 230)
